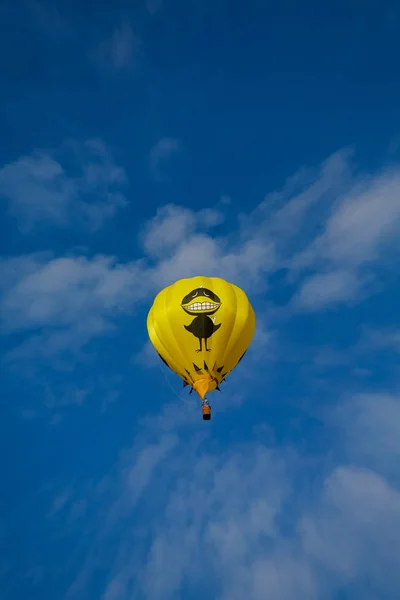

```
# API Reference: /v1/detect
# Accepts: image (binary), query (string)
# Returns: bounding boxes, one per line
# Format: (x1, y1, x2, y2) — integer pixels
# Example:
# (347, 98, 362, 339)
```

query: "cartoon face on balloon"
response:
(181, 287, 222, 352)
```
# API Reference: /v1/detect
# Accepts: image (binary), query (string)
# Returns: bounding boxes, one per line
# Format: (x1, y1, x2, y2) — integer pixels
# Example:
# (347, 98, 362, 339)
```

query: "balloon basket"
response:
(202, 402, 211, 421)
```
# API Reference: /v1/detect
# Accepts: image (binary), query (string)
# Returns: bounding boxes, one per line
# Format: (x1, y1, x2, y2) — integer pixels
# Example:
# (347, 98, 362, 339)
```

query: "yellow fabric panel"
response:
(146, 276, 256, 399)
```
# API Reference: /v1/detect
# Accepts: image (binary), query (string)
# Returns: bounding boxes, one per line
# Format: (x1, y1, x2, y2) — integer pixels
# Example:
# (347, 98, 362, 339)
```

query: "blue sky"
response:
(1, 0, 400, 598)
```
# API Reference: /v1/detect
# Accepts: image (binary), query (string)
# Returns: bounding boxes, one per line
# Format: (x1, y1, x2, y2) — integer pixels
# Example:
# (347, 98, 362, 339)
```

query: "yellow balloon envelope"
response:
(147, 276, 256, 404)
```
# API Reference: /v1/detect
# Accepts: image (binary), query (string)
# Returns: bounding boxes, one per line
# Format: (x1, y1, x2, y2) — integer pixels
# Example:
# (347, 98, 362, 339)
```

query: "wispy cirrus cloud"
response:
(334, 392, 400, 477)
(149, 138, 181, 181)
(292, 268, 363, 310)
(2, 149, 400, 365)
(0, 253, 143, 364)
(140, 203, 224, 258)
(0, 138, 128, 232)
(2, 147, 400, 599)
(50, 386, 400, 600)
(0, 201, 272, 362)
(362, 327, 400, 353)
(290, 165, 400, 310)
(90, 22, 141, 72)
(235, 149, 400, 311)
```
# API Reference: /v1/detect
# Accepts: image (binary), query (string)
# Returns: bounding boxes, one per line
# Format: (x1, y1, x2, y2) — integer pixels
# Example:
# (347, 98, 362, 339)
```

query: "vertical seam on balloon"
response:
(230, 292, 252, 369)
(148, 286, 184, 376)
(206, 275, 214, 354)
(164, 280, 190, 376)
(149, 301, 179, 373)
(219, 283, 238, 370)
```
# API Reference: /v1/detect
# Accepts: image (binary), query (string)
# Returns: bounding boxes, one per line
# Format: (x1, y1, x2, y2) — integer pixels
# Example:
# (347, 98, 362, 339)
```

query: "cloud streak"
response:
(2, 149, 400, 364)
(90, 23, 141, 72)
(2, 148, 400, 600)
(0, 138, 128, 232)
(61, 387, 400, 600)
(149, 138, 181, 181)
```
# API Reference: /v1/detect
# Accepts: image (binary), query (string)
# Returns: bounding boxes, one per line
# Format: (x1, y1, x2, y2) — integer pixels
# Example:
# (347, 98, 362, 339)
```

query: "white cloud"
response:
(141, 203, 223, 258)
(149, 138, 181, 180)
(106, 434, 179, 529)
(90, 22, 141, 72)
(2, 144, 400, 599)
(229, 150, 400, 311)
(0, 255, 141, 333)
(133, 340, 159, 368)
(318, 168, 400, 265)
(301, 465, 400, 596)
(136, 444, 292, 600)
(361, 327, 400, 353)
(292, 269, 362, 309)
(48, 488, 73, 517)
(0, 254, 144, 362)
(334, 393, 400, 477)
(63, 384, 400, 600)
(0, 199, 273, 361)
(241, 150, 352, 253)
(0, 138, 128, 231)
(2, 149, 400, 364)
(144, 204, 276, 289)
(290, 165, 400, 309)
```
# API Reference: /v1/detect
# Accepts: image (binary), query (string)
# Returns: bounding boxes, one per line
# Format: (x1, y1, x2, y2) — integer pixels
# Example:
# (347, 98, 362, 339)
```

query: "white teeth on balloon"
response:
(186, 302, 219, 311)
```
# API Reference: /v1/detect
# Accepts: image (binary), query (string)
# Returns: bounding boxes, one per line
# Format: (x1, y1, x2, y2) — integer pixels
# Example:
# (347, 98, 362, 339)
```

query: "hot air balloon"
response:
(146, 276, 256, 420)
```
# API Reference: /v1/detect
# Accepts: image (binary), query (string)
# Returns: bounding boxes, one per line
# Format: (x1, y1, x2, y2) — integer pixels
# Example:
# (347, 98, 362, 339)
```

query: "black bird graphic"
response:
(181, 287, 222, 352)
